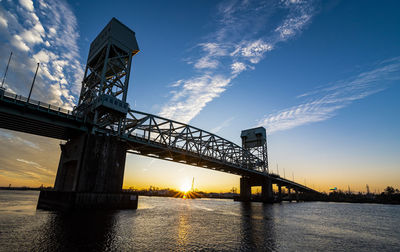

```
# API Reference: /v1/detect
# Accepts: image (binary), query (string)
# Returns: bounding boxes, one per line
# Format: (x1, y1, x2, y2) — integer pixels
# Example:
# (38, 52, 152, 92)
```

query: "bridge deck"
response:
(0, 90, 87, 139)
(0, 90, 317, 193)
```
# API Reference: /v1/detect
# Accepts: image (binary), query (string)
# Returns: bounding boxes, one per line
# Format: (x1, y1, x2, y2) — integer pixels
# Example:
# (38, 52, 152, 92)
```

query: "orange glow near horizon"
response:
(1, 130, 400, 194)
(179, 179, 192, 193)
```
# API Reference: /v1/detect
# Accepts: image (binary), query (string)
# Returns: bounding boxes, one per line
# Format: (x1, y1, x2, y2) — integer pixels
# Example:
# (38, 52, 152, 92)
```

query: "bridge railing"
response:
(119, 109, 267, 174)
(1, 90, 74, 115)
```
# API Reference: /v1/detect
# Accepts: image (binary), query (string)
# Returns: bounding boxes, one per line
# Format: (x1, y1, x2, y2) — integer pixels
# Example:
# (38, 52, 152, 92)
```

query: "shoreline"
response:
(1, 188, 399, 205)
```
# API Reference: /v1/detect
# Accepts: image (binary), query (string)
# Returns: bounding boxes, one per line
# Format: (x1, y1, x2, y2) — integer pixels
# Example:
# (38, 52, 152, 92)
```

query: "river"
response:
(0, 190, 399, 251)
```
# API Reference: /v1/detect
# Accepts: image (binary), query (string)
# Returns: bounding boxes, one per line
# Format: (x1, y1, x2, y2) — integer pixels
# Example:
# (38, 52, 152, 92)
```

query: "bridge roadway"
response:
(0, 90, 317, 194)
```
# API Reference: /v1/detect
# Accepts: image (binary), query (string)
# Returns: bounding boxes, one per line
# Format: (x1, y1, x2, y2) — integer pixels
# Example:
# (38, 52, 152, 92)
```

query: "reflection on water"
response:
(239, 203, 277, 251)
(1, 190, 400, 251)
(177, 211, 189, 247)
(32, 212, 118, 251)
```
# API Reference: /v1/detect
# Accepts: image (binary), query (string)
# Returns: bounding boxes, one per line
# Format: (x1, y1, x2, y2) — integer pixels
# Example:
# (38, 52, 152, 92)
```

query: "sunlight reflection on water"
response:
(0, 190, 400, 251)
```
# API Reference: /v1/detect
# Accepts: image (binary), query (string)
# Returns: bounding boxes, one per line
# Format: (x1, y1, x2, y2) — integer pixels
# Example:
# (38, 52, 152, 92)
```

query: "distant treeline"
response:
(124, 186, 238, 199)
(316, 186, 400, 204)
(2, 185, 399, 204)
(0, 186, 52, 191)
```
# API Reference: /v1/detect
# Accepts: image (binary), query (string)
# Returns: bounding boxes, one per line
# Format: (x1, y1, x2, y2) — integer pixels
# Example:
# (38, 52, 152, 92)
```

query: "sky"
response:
(0, 0, 399, 193)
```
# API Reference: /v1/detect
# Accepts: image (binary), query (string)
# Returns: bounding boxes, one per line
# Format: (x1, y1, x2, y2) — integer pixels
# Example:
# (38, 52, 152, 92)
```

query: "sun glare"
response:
(180, 181, 191, 193)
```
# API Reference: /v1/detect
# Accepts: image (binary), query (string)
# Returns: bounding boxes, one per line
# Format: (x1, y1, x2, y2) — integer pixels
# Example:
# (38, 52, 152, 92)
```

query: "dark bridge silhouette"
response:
(0, 18, 318, 210)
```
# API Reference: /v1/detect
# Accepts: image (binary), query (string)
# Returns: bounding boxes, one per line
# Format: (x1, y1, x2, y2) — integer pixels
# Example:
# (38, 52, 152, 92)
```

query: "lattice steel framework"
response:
(75, 18, 139, 131)
(240, 127, 269, 174)
(246, 141, 268, 173)
(72, 18, 268, 175)
(97, 109, 268, 174)
(77, 44, 132, 106)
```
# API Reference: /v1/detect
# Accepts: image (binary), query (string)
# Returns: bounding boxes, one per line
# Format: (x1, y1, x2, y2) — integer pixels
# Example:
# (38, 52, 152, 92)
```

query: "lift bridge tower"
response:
(38, 18, 140, 210)
(76, 17, 139, 132)
(241, 127, 268, 174)
(239, 127, 273, 202)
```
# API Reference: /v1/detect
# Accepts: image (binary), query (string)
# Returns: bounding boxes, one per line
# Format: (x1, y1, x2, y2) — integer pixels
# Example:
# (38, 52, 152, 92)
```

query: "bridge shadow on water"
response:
(31, 211, 121, 251)
(29, 201, 280, 251)
(239, 202, 277, 251)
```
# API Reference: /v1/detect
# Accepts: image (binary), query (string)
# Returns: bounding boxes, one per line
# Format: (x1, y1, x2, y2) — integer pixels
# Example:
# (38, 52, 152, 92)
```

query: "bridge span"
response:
(0, 18, 318, 210)
(0, 89, 318, 200)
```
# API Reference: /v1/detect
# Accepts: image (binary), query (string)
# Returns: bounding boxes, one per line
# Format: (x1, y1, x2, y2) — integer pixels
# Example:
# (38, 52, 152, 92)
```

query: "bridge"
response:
(0, 18, 318, 210)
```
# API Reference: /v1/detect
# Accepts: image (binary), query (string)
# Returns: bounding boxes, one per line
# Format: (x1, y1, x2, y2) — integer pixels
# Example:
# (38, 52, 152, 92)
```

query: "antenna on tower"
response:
(27, 63, 40, 103)
(1, 52, 12, 88)
(191, 177, 195, 192)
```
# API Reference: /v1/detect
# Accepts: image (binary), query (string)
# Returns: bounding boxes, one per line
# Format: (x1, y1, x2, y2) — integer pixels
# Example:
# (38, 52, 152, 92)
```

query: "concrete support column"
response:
(54, 133, 127, 193)
(240, 177, 251, 201)
(261, 178, 273, 203)
(39, 133, 138, 211)
(295, 189, 299, 202)
(287, 187, 292, 202)
(277, 184, 282, 202)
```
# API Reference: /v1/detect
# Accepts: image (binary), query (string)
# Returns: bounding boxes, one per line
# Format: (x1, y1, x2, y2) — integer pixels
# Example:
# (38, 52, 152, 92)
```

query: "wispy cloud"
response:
(159, 0, 316, 123)
(15, 158, 54, 178)
(211, 116, 235, 134)
(258, 57, 400, 133)
(0, 0, 83, 110)
(0, 129, 58, 184)
(0, 130, 41, 150)
(0, 156, 55, 182)
(16, 158, 40, 167)
(160, 74, 232, 123)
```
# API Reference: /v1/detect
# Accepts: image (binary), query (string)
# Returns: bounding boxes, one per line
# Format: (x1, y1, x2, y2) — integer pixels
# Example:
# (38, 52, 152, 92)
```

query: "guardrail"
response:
(0, 89, 75, 116)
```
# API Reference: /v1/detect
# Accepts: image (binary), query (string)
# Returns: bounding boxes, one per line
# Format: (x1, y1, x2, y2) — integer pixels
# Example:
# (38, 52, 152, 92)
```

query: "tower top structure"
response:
(76, 18, 139, 132)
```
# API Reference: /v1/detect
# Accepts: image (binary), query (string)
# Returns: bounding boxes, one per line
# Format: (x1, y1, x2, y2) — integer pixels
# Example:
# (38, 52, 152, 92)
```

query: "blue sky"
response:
(0, 0, 399, 192)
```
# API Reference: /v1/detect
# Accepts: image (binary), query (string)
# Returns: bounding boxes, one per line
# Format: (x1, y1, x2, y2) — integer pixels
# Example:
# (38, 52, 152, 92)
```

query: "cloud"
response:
(258, 58, 400, 133)
(0, 0, 83, 110)
(275, 14, 311, 40)
(159, 0, 316, 123)
(19, 0, 34, 12)
(14, 158, 55, 178)
(0, 129, 58, 184)
(0, 130, 41, 150)
(193, 43, 228, 69)
(169, 79, 183, 87)
(11, 34, 30, 51)
(159, 75, 231, 122)
(194, 56, 219, 69)
(234, 39, 273, 63)
(33, 49, 54, 63)
(16, 158, 40, 167)
(231, 62, 246, 74)
(0, 14, 7, 27)
(211, 116, 235, 133)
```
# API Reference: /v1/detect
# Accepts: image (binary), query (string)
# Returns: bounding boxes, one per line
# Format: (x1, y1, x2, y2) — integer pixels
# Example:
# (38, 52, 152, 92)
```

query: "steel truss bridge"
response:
(0, 90, 317, 193)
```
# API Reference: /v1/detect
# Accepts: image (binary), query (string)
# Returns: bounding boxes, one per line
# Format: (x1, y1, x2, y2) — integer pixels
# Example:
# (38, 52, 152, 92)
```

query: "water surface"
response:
(0, 190, 399, 251)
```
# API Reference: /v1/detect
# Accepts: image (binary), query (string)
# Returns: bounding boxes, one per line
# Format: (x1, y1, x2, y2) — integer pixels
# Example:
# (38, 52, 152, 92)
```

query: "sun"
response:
(180, 180, 192, 193)
(175, 178, 198, 199)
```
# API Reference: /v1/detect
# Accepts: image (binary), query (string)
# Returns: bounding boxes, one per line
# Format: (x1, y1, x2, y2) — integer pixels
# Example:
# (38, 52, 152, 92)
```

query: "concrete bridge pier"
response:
(261, 178, 273, 203)
(239, 177, 252, 201)
(287, 187, 292, 202)
(54, 133, 127, 192)
(37, 133, 138, 210)
(277, 184, 282, 202)
(239, 176, 273, 203)
(295, 189, 300, 202)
